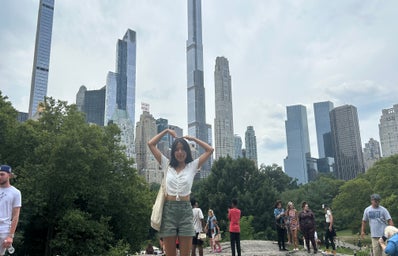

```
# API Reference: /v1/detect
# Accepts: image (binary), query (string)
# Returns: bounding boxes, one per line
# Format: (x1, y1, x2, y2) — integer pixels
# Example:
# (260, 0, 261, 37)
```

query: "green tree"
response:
(332, 178, 372, 233)
(3, 98, 152, 255)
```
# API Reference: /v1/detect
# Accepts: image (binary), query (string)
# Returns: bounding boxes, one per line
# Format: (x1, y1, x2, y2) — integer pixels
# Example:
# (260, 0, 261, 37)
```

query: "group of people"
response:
(274, 200, 332, 254)
(147, 128, 398, 256)
(148, 129, 241, 256)
(274, 193, 398, 256)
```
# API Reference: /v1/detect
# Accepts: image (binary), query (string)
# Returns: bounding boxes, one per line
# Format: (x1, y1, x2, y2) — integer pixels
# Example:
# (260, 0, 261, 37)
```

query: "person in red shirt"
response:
(228, 198, 241, 256)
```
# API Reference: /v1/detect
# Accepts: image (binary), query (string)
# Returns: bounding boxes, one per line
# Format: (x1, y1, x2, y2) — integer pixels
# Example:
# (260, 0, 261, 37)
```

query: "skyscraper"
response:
(379, 104, 398, 157)
(284, 105, 311, 184)
(29, 0, 55, 118)
(135, 108, 159, 184)
(330, 105, 364, 180)
(234, 135, 243, 159)
(187, 0, 210, 171)
(105, 29, 136, 127)
(214, 57, 234, 159)
(363, 138, 381, 171)
(76, 85, 105, 126)
(314, 101, 334, 158)
(245, 126, 258, 167)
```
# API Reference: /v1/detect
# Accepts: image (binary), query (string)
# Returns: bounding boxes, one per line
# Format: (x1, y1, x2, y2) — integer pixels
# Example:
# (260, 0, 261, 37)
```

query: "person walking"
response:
(228, 198, 241, 256)
(191, 199, 205, 256)
(361, 194, 394, 256)
(0, 165, 22, 256)
(324, 205, 336, 255)
(274, 200, 288, 251)
(299, 201, 317, 254)
(148, 129, 214, 256)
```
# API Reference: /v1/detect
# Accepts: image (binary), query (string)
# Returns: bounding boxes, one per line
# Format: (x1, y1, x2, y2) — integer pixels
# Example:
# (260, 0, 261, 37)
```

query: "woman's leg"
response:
(292, 228, 298, 249)
(178, 236, 193, 256)
(164, 236, 178, 256)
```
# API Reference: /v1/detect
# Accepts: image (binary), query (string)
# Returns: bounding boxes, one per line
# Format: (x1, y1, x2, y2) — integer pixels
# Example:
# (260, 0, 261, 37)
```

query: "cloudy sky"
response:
(1, 0, 398, 167)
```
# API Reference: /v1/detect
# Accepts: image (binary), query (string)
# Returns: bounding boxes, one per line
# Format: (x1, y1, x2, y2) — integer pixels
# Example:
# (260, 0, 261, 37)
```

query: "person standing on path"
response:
(148, 128, 214, 256)
(361, 194, 394, 256)
(228, 198, 241, 256)
(274, 200, 288, 251)
(0, 165, 22, 256)
(323, 205, 336, 255)
(191, 199, 205, 256)
(299, 201, 317, 254)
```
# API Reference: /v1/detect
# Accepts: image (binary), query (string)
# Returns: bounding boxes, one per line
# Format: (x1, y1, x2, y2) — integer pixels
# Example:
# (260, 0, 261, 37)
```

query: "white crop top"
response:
(161, 154, 199, 197)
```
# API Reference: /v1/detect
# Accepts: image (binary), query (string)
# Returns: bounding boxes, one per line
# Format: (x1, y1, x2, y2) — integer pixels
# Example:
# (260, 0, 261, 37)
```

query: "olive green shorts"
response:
(158, 200, 195, 238)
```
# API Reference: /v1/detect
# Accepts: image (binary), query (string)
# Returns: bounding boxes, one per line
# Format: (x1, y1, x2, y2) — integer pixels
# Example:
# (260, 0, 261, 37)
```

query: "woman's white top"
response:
(325, 209, 332, 223)
(161, 154, 199, 197)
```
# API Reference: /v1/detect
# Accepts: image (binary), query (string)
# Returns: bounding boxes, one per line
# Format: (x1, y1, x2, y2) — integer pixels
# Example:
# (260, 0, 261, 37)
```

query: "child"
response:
(212, 219, 222, 253)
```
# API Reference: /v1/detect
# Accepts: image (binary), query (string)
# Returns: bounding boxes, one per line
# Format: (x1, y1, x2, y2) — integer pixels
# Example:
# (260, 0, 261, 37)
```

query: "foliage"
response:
(240, 215, 254, 240)
(0, 96, 152, 256)
(192, 157, 296, 239)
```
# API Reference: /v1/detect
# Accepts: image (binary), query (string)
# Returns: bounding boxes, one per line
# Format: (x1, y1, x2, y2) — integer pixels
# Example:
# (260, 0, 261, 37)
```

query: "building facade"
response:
(245, 126, 258, 167)
(186, 0, 211, 173)
(330, 105, 364, 180)
(76, 85, 106, 126)
(214, 57, 234, 160)
(314, 101, 334, 158)
(284, 105, 311, 184)
(135, 110, 160, 184)
(379, 104, 398, 157)
(234, 135, 243, 159)
(105, 29, 136, 128)
(29, 0, 55, 118)
(363, 138, 381, 171)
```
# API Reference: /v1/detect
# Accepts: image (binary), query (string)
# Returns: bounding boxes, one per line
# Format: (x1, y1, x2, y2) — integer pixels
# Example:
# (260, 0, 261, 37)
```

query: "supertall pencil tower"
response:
(29, 0, 55, 118)
(186, 0, 210, 171)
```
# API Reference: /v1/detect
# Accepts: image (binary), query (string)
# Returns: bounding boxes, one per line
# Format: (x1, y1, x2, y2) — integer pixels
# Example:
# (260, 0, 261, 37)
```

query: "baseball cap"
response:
(371, 194, 381, 201)
(0, 165, 12, 173)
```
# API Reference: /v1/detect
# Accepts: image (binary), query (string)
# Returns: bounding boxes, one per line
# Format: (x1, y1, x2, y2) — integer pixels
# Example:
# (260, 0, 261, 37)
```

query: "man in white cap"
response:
(361, 193, 394, 256)
(0, 165, 21, 255)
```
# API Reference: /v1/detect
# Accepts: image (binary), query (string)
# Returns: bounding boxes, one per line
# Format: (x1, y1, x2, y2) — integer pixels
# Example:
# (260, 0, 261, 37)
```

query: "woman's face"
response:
(174, 142, 187, 163)
(304, 204, 309, 211)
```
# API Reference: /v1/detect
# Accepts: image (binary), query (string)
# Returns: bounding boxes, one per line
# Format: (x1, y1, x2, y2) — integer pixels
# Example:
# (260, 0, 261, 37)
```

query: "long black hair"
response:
(169, 137, 193, 168)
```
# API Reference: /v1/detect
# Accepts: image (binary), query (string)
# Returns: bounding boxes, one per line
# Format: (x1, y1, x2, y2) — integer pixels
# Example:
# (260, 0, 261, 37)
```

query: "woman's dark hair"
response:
(232, 198, 238, 207)
(301, 201, 308, 209)
(170, 138, 193, 168)
(275, 200, 282, 208)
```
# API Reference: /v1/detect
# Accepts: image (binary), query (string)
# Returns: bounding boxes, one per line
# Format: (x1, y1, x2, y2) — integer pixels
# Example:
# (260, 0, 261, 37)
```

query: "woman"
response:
(379, 225, 398, 256)
(274, 200, 288, 251)
(205, 209, 217, 253)
(148, 128, 214, 256)
(286, 201, 299, 251)
(299, 201, 317, 254)
(324, 206, 336, 254)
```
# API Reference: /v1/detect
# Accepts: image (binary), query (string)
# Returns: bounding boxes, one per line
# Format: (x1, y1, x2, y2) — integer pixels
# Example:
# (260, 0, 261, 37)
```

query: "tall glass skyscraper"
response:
(29, 0, 55, 118)
(330, 105, 364, 180)
(314, 101, 334, 158)
(105, 29, 136, 125)
(214, 57, 234, 159)
(187, 0, 211, 173)
(284, 105, 311, 184)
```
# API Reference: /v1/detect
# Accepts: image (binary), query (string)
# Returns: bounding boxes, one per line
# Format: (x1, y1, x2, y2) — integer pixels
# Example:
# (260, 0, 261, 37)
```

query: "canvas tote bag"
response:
(150, 159, 169, 231)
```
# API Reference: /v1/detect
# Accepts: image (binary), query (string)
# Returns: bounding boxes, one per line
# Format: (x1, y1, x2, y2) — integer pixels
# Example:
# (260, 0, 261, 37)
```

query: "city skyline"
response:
(2, 1, 398, 167)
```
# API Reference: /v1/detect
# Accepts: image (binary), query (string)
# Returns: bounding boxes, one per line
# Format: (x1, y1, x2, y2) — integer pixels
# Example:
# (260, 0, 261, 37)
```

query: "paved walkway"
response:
(200, 240, 358, 256)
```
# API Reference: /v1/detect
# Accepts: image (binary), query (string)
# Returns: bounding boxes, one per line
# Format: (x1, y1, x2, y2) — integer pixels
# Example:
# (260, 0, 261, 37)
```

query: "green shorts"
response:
(158, 200, 194, 238)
